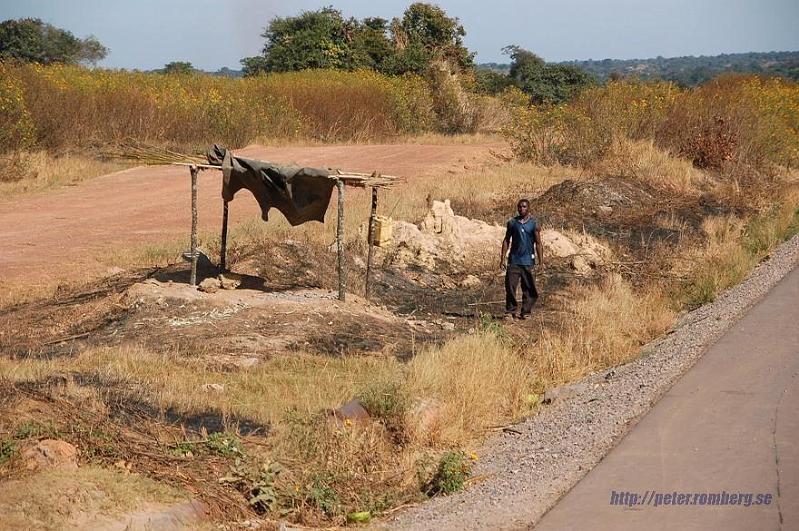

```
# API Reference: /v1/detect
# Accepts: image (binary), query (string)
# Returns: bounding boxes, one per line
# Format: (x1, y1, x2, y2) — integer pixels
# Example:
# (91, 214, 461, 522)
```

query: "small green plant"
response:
(477, 312, 509, 340)
(346, 510, 371, 523)
(205, 432, 244, 457)
(358, 378, 410, 422)
(13, 420, 58, 439)
(358, 377, 411, 440)
(0, 440, 17, 466)
(171, 441, 196, 457)
(308, 474, 340, 517)
(425, 451, 471, 495)
(220, 458, 282, 513)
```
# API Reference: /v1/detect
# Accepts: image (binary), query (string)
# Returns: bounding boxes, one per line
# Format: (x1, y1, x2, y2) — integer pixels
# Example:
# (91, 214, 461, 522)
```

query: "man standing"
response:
(500, 199, 543, 320)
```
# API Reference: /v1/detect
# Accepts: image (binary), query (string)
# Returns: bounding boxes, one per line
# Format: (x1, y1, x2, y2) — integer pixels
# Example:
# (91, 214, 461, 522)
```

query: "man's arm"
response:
(500, 237, 510, 270)
(534, 226, 544, 268)
(500, 221, 511, 270)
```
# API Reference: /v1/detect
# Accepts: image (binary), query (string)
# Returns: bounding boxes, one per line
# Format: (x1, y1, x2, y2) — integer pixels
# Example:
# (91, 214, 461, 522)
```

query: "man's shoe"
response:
(503, 313, 515, 321)
(519, 313, 530, 320)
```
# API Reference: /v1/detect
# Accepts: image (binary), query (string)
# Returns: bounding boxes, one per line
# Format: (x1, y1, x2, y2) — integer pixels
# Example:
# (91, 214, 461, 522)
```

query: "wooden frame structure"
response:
(179, 163, 395, 302)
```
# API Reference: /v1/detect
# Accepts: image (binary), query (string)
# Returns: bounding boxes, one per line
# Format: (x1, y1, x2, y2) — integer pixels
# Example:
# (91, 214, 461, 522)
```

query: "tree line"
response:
(4, 6, 796, 106)
(484, 50, 799, 87)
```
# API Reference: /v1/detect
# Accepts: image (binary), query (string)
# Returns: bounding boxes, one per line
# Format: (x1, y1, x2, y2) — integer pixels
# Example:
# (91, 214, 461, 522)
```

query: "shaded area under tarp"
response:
(207, 144, 336, 226)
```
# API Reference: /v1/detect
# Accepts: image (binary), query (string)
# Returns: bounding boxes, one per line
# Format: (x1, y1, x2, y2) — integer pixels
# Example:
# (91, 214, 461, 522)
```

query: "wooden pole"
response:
(220, 199, 229, 271)
(365, 186, 378, 300)
(190, 165, 199, 286)
(336, 179, 346, 302)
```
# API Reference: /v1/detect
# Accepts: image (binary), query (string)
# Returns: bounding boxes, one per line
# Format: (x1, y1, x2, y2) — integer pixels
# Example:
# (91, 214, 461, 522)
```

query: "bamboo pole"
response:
(220, 199, 229, 271)
(365, 186, 378, 300)
(336, 179, 346, 302)
(190, 165, 199, 286)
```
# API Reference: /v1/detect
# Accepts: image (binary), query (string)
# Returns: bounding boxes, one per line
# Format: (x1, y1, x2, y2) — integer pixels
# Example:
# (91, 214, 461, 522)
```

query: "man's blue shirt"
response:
(505, 217, 537, 266)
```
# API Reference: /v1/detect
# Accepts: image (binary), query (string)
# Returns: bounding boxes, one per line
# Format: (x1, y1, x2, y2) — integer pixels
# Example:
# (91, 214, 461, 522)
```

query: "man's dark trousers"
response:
(505, 264, 538, 315)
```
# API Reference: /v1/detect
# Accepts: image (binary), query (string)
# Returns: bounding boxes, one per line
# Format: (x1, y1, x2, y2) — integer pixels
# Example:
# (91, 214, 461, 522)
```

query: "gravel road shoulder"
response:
(383, 234, 799, 531)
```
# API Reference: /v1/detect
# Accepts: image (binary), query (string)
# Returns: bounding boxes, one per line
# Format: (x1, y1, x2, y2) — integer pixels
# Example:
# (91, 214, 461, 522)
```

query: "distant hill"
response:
(479, 50, 799, 86)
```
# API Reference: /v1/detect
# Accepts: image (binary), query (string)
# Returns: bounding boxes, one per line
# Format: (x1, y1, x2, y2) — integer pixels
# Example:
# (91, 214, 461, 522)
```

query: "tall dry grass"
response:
(591, 138, 709, 192)
(503, 75, 799, 181)
(0, 345, 396, 427)
(0, 150, 128, 196)
(533, 274, 676, 386)
(406, 332, 536, 446)
(677, 187, 799, 307)
(1, 63, 438, 152)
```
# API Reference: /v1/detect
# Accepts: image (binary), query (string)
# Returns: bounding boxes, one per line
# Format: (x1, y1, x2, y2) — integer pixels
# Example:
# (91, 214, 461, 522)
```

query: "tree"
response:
(384, 3, 473, 75)
(240, 55, 269, 76)
(473, 68, 513, 95)
(504, 45, 594, 104)
(163, 61, 195, 75)
(351, 17, 394, 70)
(76, 36, 107, 65)
(242, 4, 474, 76)
(0, 18, 108, 65)
(258, 8, 369, 72)
(503, 45, 544, 80)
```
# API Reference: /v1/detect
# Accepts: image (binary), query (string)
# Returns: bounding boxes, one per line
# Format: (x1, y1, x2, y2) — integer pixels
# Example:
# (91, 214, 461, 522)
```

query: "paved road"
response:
(534, 265, 799, 530)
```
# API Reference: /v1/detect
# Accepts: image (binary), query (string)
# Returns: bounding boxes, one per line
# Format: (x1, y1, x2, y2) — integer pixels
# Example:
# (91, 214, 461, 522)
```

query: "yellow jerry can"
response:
(372, 216, 393, 247)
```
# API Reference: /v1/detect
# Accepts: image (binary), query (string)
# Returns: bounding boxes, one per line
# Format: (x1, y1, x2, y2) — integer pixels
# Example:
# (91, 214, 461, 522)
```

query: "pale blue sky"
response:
(1, 0, 797, 70)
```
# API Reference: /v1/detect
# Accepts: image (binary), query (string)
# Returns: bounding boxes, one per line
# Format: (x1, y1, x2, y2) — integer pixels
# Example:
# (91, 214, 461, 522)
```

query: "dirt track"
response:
(0, 142, 499, 284)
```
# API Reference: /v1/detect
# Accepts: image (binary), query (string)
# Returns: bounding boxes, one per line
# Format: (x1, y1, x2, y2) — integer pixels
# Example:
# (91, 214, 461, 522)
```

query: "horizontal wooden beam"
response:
(169, 163, 398, 188)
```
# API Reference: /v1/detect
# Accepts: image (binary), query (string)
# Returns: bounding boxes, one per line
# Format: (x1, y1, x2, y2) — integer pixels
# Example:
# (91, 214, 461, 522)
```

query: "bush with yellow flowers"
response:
(1, 62, 438, 151)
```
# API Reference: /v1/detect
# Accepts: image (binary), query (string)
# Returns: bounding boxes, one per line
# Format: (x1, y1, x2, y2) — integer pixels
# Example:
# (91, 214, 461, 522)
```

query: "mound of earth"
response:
(384, 200, 610, 273)
(530, 176, 744, 258)
(118, 278, 441, 360)
(532, 177, 660, 224)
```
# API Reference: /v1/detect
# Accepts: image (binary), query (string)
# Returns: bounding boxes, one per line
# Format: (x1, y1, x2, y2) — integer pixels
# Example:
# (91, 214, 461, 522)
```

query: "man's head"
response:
(517, 198, 530, 217)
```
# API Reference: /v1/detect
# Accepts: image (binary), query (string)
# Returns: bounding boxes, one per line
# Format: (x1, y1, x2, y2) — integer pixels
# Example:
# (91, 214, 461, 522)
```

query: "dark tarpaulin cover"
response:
(207, 145, 336, 226)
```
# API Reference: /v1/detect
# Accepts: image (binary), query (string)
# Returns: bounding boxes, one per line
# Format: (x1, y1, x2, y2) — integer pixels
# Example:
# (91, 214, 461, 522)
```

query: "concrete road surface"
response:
(534, 265, 799, 531)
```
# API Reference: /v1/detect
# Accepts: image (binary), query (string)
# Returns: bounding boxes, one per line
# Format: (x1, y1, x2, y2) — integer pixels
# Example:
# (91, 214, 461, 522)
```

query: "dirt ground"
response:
(0, 142, 501, 283)
(1, 140, 759, 528)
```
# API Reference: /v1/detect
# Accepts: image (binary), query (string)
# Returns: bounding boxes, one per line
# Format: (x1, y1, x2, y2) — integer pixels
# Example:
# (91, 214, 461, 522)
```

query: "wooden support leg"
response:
(220, 199, 229, 271)
(365, 186, 378, 300)
(336, 179, 346, 302)
(190, 165, 199, 287)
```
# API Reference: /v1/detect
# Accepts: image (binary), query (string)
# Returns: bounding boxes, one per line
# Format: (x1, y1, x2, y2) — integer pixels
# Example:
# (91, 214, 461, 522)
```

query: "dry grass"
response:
(0, 150, 128, 197)
(406, 331, 536, 446)
(677, 187, 799, 307)
(4, 64, 437, 152)
(591, 138, 709, 192)
(0, 347, 397, 428)
(0, 330, 532, 447)
(533, 274, 676, 386)
(0, 466, 185, 531)
(503, 75, 799, 179)
(0, 282, 61, 309)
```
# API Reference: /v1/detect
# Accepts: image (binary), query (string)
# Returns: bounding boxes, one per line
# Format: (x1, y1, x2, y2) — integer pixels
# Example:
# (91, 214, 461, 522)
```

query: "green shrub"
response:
(205, 432, 244, 457)
(425, 451, 470, 495)
(0, 440, 17, 466)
